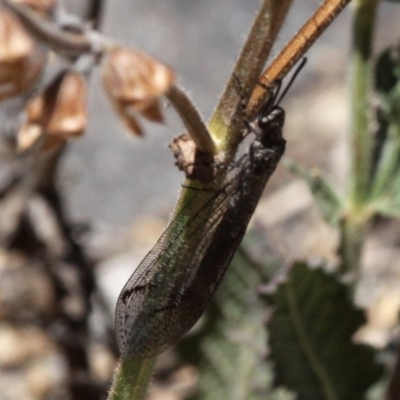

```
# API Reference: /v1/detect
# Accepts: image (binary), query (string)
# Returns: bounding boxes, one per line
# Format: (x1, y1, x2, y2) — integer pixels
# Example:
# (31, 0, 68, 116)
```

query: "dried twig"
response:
(0, 0, 102, 55)
(248, 0, 352, 118)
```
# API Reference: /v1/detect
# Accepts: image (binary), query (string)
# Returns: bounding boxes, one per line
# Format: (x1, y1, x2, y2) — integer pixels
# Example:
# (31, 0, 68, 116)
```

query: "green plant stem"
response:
(340, 0, 379, 273)
(348, 0, 379, 208)
(338, 215, 369, 273)
(108, 358, 156, 400)
(167, 84, 216, 154)
(209, 0, 293, 155)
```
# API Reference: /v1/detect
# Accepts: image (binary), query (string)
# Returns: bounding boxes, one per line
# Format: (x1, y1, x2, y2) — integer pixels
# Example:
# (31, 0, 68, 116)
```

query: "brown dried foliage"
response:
(101, 46, 175, 136)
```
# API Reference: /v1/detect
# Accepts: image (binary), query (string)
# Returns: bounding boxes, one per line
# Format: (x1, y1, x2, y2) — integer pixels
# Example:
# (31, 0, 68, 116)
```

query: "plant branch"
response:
(166, 84, 216, 154)
(248, 0, 352, 119)
(208, 0, 294, 155)
(348, 0, 379, 208)
(337, 0, 379, 273)
(0, 0, 102, 55)
(108, 358, 156, 400)
(337, 215, 370, 273)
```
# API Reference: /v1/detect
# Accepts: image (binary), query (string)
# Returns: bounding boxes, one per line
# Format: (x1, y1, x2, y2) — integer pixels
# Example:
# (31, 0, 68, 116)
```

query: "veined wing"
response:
(115, 166, 242, 358)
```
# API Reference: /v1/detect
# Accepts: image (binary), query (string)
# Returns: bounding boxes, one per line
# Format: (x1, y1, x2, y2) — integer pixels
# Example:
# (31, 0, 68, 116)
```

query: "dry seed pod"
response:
(113, 102, 144, 136)
(0, 9, 45, 101)
(45, 71, 87, 137)
(133, 99, 164, 123)
(27, 70, 88, 138)
(17, 70, 87, 152)
(101, 46, 174, 136)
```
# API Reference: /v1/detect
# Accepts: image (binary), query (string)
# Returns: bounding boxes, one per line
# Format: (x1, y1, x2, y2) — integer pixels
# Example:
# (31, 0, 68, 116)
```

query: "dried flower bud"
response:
(133, 99, 164, 123)
(113, 102, 144, 136)
(101, 46, 175, 136)
(0, 9, 45, 101)
(17, 70, 87, 152)
(12, 0, 56, 16)
(27, 70, 88, 138)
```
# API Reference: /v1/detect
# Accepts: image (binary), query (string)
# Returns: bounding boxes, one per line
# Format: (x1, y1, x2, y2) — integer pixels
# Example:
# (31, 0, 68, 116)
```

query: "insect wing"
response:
(115, 177, 236, 358)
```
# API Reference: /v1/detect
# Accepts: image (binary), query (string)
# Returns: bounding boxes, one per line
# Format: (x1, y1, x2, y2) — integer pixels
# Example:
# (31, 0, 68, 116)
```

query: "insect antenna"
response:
(275, 57, 307, 106)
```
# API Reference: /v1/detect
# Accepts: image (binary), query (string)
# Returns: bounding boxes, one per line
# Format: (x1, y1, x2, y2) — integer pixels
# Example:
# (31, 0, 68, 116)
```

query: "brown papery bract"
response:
(45, 72, 87, 137)
(0, 9, 46, 101)
(101, 46, 175, 136)
(27, 71, 87, 138)
(133, 99, 164, 124)
(17, 70, 87, 153)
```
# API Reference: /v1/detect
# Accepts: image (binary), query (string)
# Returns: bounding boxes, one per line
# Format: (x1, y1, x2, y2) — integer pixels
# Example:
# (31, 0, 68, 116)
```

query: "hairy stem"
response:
(338, 0, 379, 273)
(338, 215, 370, 273)
(108, 358, 156, 400)
(209, 0, 293, 155)
(348, 0, 379, 208)
(167, 85, 216, 154)
(0, 0, 100, 55)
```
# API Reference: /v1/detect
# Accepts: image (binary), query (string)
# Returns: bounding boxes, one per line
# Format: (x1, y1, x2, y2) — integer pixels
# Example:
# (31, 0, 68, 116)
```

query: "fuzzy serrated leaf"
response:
(266, 262, 383, 400)
(369, 122, 400, 202)
(371, 168, 400, 218)
(177, 247, 289, 400)
(285, 160, 342, 226)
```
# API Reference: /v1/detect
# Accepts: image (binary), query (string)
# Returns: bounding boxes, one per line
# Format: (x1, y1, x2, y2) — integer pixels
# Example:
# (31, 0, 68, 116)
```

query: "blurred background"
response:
(1, 0, 400, 399)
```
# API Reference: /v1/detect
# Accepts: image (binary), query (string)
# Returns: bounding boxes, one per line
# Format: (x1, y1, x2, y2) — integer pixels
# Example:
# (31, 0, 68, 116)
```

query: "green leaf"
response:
(373, 44, 400, 151)
(371, 168, 400, 218)
(372, 45, 399, 173)
(369, 122, 400, 202)
(285, 160, 342, 226)
(177, 246, 292, 400)
(370, 46, 400, 207)
(266, 262, 383, 400)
